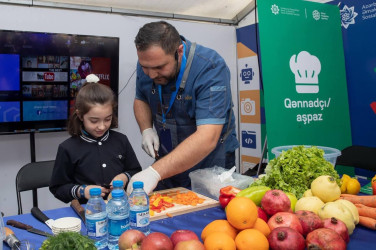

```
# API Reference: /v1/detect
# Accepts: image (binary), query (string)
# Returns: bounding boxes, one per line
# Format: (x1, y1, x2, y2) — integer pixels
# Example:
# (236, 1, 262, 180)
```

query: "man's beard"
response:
(153, 62, 179, 85)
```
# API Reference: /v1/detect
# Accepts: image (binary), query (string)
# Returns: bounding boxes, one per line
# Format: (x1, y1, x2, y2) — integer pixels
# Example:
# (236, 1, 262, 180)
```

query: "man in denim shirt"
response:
(128, 21, 239, 194)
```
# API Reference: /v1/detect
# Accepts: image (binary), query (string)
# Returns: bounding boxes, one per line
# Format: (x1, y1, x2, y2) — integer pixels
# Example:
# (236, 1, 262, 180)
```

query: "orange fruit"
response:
(204, 232, 236, 250)
(201, 219, 238, 241)
(226, 197, 258, 230)
(252, 218, 271, 237)
(235, 228, 269, 250)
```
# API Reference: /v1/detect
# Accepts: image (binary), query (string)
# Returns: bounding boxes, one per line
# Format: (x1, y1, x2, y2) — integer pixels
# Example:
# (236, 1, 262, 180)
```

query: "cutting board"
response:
(149, 187, 219, 221)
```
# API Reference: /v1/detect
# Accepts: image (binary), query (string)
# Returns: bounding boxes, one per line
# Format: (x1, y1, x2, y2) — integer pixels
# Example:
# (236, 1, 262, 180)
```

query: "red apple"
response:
(174, 240, 204, 250)
(119, 229, 146, 250)
(257, 206, 268, 222)
(170, 229, 199, 247)
(141, 232, 173, 250)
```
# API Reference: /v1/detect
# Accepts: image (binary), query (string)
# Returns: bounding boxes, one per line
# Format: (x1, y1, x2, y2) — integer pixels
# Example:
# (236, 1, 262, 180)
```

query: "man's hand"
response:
(84, 185, 110, 199)
(142, 128, 159, 158)
(110, 173, 128, 188)
(127, 166, 161, 194)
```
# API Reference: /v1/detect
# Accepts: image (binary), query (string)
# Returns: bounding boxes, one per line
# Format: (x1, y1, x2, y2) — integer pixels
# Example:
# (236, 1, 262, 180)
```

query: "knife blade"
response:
(70, 199, 86, 223)
(31, 207, 54, 229)
(6, 220, 53, 237)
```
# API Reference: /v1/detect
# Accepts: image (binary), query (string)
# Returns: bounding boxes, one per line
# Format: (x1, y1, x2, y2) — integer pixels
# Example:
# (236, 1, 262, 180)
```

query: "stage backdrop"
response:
(329, 0, 376, 148)
(258, 0, 352, 158)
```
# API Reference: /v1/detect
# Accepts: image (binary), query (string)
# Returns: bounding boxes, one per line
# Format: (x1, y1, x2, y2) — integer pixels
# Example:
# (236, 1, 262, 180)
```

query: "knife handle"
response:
(71, 199, 86, 222)
(6, 220, 32, 230)
(31, 207, 49, 223)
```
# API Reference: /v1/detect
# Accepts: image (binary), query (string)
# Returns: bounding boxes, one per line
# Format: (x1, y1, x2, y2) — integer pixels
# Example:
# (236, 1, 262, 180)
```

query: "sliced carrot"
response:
(359, 216, 376, 230)
(166, 213, 173, 218)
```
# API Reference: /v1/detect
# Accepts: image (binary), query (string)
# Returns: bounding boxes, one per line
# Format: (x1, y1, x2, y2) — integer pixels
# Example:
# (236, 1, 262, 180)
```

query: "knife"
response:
(70, 199, 86, 223)
(31, 207, 54, 229)
(6, 220, 53, 237)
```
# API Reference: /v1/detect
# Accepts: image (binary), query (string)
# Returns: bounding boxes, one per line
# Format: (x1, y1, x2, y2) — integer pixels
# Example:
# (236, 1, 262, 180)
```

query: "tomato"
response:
(219, 195, 232, 209)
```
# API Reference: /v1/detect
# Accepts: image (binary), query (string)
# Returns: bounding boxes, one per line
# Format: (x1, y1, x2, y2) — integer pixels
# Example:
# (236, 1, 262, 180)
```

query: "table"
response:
(2, 202, 375, 249)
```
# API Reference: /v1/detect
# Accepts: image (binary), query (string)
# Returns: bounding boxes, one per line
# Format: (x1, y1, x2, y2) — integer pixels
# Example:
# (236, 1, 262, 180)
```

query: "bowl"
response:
(271, 145, 341, 166)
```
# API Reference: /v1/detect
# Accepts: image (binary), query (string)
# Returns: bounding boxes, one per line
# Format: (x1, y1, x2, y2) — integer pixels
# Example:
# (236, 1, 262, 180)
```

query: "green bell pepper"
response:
(236, 185, 271, 206)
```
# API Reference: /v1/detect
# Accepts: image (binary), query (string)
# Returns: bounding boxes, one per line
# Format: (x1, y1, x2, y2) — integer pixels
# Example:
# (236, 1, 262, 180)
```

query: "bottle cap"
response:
(89, 188, 101, 196)
(111, 189, 124, 198)
(133, 181, 144, 189)
(113, 180, 123, 188)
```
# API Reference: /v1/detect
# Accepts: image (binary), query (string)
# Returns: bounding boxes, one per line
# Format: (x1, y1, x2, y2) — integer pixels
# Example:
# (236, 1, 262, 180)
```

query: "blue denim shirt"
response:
(135, 38, 239, 187)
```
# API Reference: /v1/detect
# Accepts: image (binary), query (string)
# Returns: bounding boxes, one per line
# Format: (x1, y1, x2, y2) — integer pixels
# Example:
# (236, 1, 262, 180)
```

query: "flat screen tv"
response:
(0, 29, 119, 134)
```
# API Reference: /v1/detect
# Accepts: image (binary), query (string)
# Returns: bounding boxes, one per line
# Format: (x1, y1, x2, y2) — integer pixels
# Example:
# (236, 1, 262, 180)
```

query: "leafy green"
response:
(250, 146, 340, 199)
(40, 231, 96, 250)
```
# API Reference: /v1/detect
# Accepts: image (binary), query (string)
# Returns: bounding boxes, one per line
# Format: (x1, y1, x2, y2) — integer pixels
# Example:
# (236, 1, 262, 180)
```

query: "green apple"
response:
(285, 192, 298, 212)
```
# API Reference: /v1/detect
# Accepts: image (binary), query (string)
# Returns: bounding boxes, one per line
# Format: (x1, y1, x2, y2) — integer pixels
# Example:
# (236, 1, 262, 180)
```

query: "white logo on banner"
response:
(271, 4, 279, 15)
(289, 51, 321, 94)
(312, 10, 320, 20)
(340, 5, 358, 29)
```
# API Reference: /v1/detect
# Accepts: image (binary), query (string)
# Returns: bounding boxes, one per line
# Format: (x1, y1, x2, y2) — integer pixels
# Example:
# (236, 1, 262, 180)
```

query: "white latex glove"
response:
(141, 128, 160, 158)
(127, 166, 161, 195)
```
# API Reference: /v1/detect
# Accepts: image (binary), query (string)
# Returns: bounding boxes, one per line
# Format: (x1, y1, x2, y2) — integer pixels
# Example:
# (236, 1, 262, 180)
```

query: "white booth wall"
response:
(0, 4, 239, 216)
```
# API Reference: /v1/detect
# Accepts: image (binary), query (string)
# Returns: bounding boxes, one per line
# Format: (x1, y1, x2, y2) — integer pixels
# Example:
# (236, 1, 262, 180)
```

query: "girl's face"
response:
(81, 102, 113, 138)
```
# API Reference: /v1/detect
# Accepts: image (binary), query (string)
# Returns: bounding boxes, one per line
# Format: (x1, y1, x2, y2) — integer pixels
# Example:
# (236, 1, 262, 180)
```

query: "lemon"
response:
(346, 178, 361, 195)
(340, 174, 351, 193)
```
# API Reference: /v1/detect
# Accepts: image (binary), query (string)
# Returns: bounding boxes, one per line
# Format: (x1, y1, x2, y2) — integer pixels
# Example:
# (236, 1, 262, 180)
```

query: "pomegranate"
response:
(322, 217, 349, 243)
(295, 210, 323, 236)
(267, 227, 305, 250)
(268, 212, 303, 235)
(306, 228, 346, 250)
(257, 207, 269, 222)
(261, 189, 291, 216)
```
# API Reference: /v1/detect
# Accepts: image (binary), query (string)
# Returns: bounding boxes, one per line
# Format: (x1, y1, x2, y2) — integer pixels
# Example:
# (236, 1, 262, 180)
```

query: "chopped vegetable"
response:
(250, 146, 340, 199)
(172, 191, 205, 206)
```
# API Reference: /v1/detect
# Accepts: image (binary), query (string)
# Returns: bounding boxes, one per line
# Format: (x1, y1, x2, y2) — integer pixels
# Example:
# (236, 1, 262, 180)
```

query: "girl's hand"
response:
(110, 173, 128, 188)
(84, 185, 110, 199)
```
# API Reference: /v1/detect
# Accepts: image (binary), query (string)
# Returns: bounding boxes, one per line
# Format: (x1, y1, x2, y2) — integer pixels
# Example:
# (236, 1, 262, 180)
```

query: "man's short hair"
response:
(135, 21, 182, 55)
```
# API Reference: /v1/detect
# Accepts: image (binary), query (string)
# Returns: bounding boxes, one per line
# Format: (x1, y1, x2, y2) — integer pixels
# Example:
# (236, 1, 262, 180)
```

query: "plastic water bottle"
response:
(112, 180, 124, 193)
(107, 189, 130, 250)
(129, 181, 150, 235)
(85, 188, 108, 249)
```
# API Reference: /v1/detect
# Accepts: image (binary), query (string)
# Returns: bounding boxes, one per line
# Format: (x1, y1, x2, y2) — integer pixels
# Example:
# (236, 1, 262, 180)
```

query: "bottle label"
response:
(86, 217, 108, 238)
(108, 217, 130, 236)
(130, 210, 149, 228)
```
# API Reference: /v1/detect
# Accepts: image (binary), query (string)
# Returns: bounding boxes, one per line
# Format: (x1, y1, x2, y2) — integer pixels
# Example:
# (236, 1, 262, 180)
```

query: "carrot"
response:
(339, 194, 376, 207)
(355, 204, 376, 219)
(166, 213, 173, 218)
(358, 216, 376, 230)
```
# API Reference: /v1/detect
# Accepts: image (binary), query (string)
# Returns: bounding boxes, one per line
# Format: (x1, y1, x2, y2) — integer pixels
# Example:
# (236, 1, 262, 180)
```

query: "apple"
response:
(257, 206, 268, 222)
(174, 240, 204, 250)
(118, 229, 146, 250)
(170, 229, 199, 247)
(141, 232, 173, 250)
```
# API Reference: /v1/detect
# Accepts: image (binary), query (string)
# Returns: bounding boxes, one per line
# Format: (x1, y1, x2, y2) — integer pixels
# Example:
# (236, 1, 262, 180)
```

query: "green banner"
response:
(258, 0, 352, 157)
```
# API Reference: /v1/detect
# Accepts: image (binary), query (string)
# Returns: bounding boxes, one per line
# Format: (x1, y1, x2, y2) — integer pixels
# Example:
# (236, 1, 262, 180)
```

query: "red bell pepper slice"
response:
(220, 186, 241, 197)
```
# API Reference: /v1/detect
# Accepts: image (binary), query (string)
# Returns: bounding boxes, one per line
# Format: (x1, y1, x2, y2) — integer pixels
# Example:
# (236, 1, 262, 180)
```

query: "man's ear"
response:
(177, 44, 184, 59)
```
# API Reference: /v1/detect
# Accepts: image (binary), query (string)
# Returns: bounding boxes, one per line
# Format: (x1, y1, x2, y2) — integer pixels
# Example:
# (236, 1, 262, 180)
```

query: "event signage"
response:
(330, 0, 376, 147)
(258, 0, 352, 156)
(236, 25, 265, 173)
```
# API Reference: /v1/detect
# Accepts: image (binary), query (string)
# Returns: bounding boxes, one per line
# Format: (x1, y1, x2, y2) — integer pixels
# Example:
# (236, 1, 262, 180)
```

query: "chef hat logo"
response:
(289, 51, 321, 94)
